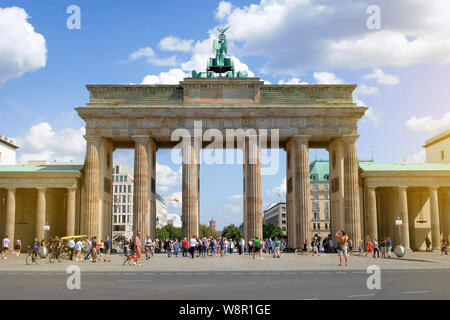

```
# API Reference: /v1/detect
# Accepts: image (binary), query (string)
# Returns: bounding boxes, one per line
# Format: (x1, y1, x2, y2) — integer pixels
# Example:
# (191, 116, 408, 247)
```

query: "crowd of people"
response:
(1, 232, 448, 264)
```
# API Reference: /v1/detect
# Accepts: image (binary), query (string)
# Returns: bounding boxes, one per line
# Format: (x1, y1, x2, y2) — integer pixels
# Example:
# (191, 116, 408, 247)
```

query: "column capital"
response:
(6, 187, 16, 192)
(36, 187, 46, 192)
(66, 186, 77, 192)
(84, 135, 102, 144)
(429, 186, 439, 192)
(340, 135, 360, 144)
(367, 185, 377, 191)
(289, 135, 311, 144)
(132, 135, 150, 143)
(397, 186, 408, 192)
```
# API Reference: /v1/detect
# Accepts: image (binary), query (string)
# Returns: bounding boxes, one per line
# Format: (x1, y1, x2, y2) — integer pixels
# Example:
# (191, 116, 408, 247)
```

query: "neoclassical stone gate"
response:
(76, 77, 367, 249)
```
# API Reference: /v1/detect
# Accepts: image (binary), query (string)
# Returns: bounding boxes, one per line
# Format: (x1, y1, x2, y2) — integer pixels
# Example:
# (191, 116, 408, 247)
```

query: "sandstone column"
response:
(243, 136, 262, 242)
(294, 136, 311, 249)
(66, 187, 76, 236)
(365, 186, 378, 241)
(36, 187, 46, 240)
(5, 188, 16, 242)
(429, 186, 441, 250)
(397, 186, 410, 249)
(148, 140, 157, 240)
(84, 136, 101, 237)
(182, 137, 200, 239)
(133, 135, 150, 240)
(343, 136, 362, 244)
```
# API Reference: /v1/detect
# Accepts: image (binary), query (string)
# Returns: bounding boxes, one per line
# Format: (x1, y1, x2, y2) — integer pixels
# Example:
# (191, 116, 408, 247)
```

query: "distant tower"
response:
(209, 219, 216, 231)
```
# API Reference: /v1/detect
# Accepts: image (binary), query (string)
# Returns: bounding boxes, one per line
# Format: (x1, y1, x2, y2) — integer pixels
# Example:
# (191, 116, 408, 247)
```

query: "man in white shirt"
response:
(84, 238, 92, 261)
(75, 240, 83, 261)
(190, 236, 197, 259)
(68, 238, 75, 261)
(2, 236, 10, 259)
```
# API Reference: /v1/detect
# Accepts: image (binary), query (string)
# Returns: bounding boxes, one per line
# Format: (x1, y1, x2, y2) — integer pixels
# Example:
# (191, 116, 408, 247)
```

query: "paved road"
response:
(1, 268, 449, 300)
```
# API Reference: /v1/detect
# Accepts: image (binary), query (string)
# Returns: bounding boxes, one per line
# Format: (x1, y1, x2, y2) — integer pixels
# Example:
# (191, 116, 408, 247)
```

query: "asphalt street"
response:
(1, 268, 449, 300)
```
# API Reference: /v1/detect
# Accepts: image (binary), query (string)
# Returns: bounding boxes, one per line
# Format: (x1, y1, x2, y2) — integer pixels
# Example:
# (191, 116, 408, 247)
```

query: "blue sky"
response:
(1, 0, 449, 229)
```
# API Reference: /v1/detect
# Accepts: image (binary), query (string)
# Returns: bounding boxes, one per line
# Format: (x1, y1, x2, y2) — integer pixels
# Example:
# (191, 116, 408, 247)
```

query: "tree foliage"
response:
(156, 224, 182, 240)
(263, 223, 284, 240)
(221, 224, 243, 241)
(199, 224, 218, 239)
(156, 227, 169, 240)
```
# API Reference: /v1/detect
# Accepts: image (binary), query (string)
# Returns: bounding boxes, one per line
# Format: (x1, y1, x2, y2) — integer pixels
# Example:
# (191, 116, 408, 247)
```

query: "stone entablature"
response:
(85, 78, 357, 107)
(0, 172, 81, 189)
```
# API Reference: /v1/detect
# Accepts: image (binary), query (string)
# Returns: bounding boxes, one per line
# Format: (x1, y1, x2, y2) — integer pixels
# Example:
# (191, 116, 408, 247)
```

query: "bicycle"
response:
(25, 246, 40, 265)
(145, 246, 152, 260)
(48, 247, 64, 263)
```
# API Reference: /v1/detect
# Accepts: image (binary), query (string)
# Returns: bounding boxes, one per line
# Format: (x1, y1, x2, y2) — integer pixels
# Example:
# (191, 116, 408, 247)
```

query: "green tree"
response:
(164, 224, 182, 239)
(221, 224, 243, 241)
(199, 224, 218, 239)
(156, 227, 169, 240)
(263, 223, 284, 240)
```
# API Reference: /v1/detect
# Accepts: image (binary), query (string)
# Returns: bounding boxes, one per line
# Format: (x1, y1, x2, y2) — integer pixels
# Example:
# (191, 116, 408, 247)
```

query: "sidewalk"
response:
(0, 251, 449, 273)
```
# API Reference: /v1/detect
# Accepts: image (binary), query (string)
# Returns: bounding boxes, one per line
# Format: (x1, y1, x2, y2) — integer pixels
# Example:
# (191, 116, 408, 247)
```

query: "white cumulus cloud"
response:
(0, 6, 47, 84)
(405, 112, 450, 133)
(313, 72, 344, 84)
(159, 36, 194, 52)
(355, 84, 380, 95)
(363, 68, 399, 85)
(224, 194, 243, 214)
(215, 1, 232, 20)
(405, 150, 426, 163)
(141, 68, 189, 85)
(15, 122, 85, 163)
(128, 46, 177, 66)
(156, 163, 182, 193)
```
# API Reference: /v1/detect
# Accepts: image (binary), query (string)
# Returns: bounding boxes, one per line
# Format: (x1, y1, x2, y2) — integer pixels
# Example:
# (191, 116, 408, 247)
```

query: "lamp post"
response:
(394, 217, 405, 257)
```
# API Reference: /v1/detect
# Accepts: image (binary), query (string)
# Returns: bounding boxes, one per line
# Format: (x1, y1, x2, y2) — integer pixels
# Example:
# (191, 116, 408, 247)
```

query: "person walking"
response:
(68, 237, 75, 261)
(380, 238, 386, 259)
(14, 236, 21, 258)
(75, 238, 83, 261)
(335, 230, 349, 266)
(134, 232, 142, 265)
(248, 238, 253, 256)
(311, 237, 318, 256)
(253, 237, 263, 259)
(123, 237, 129, 257)
(301, 239, 308, 255)
(373, 239, 380, 258)
(357, 239, 364, 257)
(348, 238, 353, 256)
(441, 238, 448, 256)
(273, 237, 281, 258)
(91, 236, 98, 262)
(2, 235, 10, 259)
(84, 237, 92, 261)
(366, 238, 373, 257)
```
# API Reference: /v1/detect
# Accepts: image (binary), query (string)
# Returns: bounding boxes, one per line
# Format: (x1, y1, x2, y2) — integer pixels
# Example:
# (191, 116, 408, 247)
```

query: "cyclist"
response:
(145, 236, 152, 258)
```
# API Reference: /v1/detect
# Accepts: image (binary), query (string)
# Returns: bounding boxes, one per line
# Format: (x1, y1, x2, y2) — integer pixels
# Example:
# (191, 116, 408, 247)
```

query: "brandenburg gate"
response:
(75, 29, 367, 249)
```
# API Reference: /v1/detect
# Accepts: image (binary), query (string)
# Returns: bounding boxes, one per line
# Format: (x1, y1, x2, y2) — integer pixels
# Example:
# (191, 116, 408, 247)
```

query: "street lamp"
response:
(394, 217, 405, 257)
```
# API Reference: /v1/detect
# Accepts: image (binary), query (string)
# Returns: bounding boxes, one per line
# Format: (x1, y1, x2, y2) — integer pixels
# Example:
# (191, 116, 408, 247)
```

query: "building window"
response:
(313, 194, 319, 200)
(124, 176, 127, 182)
(115, 166, 119, 174)
(325, 213, 329, 220)
(282, 227, 286, 231)
(122, 195, 126, 203)
(113, 215, 117, 223)
(282, 220, 286, 224)
(325, 203, 329, 211)
(282, 213, 286, 218)
(114, 185, 118, 193)
(324, 194, 329, 200)
(311, 175, 318, 181)
(325, 223, 328, 230)
(313, 185, 319, 191)
(324, 184, 328, 191)
(113, 205, 117, 213)
(313, 202, 319, 211)
(314, 213, 320, 220)
(114, 195, 117, 203)
(324, 175, 329, 181)
(120, 176, 123, 182)
(122, 205, 126, 213)
(122, 215, 125, 223)
(317, 223, 321, 230)
(128, 205, 130, 213)
(127, 215, 130, 223)
(313, 223, 316, 230)
(128, 185, 132, 193)
(128, 195, 131, 203)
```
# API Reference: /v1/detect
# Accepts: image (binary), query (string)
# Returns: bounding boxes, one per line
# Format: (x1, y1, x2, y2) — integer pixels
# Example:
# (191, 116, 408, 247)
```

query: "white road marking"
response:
(142, 273, 156, 275)
(39, 273, 51, 275)
(402, 290, 430, 294)
(213, 273, 227, 275)
(284, 272, 296, 275)
(108, 273, 120, 275)
(302, 298, 319, 300)
(352, 272, 365, 274)
(232, 273, 245, 275)
(336, 272, 347, 274)
(346, 293, 376, 298)
(8, 273, 19, 275)
(196, 273, 208, 275)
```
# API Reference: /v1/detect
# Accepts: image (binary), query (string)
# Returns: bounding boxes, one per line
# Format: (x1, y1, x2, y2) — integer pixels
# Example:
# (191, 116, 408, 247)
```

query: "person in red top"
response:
(182, 237, 189, 257)
(134, 231, 142, 265)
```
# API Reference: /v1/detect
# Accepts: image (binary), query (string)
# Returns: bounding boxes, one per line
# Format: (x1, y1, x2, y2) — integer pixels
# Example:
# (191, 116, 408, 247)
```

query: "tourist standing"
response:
(441, 238, 448, 256)
(190, 235, 197, 259)
(104, 236, 113, 262)
(253, 237, 263, 259)
(182, 237, 189, 257)
(84, 237, 92, 261)
(2, 235, 10, 259)
(302, 240, 308, 255)
(373, 239, 380, 258)
(386, 237, 392, 258)
(14, 236, 21, 258)
(335, 230, 349, 266)
(68, 237, 75, 260)
(357, 239, 364, 257)
(248, 238, 253, 256)
(348, 238, 353, 256)
(238, 237, 245, 255)
(366, 238, 373, 257)
(380, 238, 386, 258)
